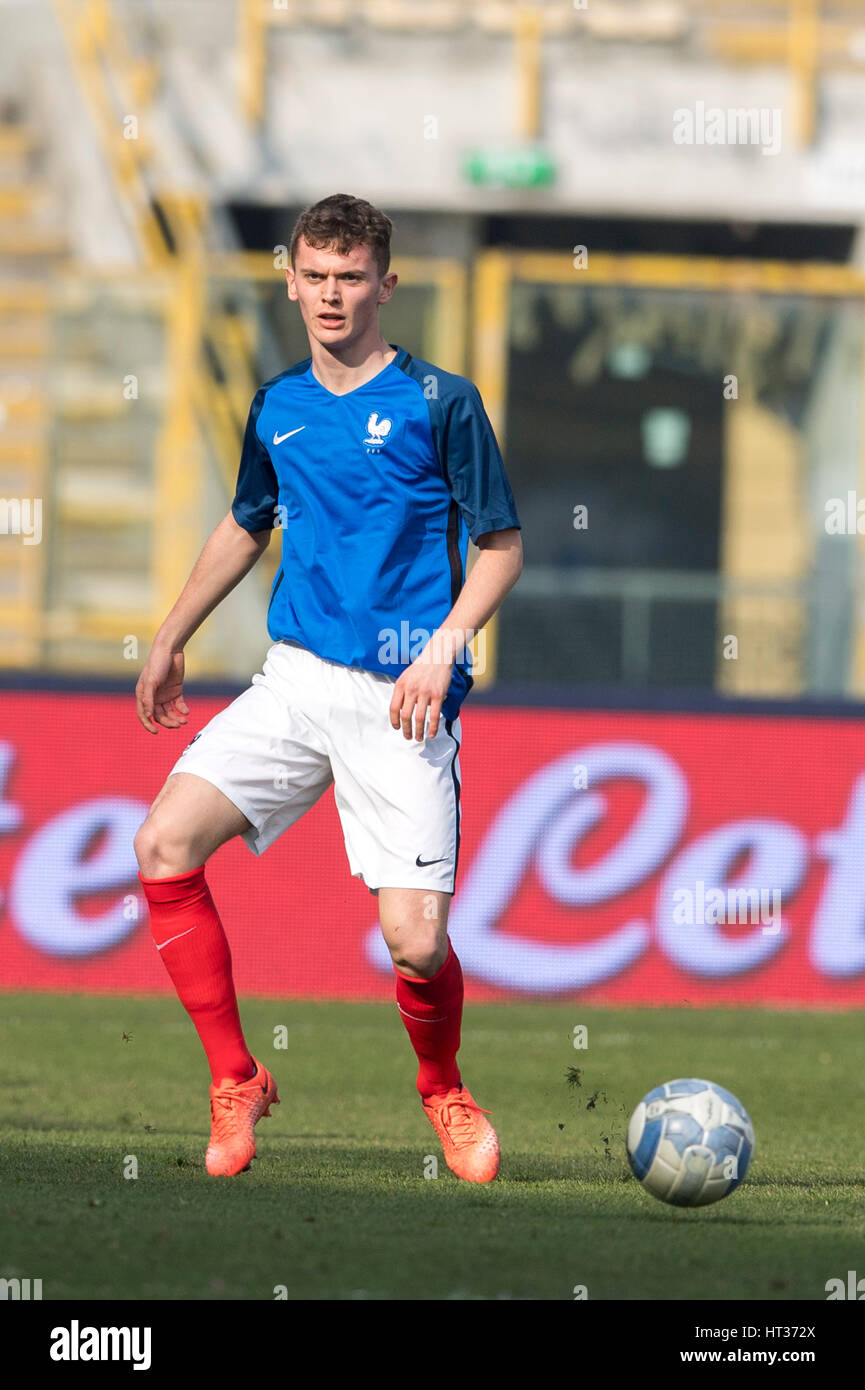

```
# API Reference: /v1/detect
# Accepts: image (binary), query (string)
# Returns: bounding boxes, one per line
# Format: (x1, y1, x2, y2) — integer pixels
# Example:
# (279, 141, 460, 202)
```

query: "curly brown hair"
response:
(289, 194, 393, 278)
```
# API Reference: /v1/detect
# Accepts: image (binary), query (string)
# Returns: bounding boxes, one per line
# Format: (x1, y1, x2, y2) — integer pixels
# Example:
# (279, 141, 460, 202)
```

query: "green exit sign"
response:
(463, 146, 557, 189)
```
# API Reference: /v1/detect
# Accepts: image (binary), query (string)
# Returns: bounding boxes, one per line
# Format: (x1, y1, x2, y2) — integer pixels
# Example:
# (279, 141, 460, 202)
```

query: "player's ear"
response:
(378, 271, 398, 304)
(285, 267, 298, 301)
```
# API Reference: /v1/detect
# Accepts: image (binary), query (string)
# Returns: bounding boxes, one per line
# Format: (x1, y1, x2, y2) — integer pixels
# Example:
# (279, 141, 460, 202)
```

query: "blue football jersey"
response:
(231, 344, 520, 718)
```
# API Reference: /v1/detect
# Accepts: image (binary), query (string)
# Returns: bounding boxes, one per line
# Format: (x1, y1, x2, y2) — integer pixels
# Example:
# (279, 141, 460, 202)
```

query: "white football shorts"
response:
(168, 639, 462, 893)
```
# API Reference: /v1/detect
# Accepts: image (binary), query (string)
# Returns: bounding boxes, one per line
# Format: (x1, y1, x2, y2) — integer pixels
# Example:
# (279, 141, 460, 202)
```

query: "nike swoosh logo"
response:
(155, 924, 199, 952)
(416, 854, 448, 867)
(273, 426, 306, 445)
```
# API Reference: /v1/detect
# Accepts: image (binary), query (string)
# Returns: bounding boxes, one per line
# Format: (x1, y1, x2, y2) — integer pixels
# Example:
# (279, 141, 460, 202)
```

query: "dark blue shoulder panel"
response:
(395, 349, 521, 543)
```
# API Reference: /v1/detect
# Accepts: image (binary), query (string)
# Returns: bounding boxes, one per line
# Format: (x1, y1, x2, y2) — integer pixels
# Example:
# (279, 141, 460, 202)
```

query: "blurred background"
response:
(2, 1, 865, 1008)
(2, 0, 865, 698)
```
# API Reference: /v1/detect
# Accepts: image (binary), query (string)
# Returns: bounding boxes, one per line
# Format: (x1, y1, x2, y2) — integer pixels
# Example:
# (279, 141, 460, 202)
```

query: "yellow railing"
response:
(0, 268, 211, 669)
(47, 2, 223, 669)
(153, 262, 207, 641)
(52, 0, 167, 265)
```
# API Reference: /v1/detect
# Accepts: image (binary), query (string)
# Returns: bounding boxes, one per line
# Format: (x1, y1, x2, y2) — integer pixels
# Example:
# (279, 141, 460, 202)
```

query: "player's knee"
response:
(133, 817, 168, 876)
(133, 813, 203, 878)
(388, 933, 447, 978)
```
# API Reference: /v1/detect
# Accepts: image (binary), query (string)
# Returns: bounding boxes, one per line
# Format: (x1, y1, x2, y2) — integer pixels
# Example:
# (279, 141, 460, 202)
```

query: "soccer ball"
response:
(626, 1078, 754, 1207)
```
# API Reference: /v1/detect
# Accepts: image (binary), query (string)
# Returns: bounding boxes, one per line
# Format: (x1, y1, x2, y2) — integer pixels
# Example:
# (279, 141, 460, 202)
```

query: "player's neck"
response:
(308, 333, 397, 397)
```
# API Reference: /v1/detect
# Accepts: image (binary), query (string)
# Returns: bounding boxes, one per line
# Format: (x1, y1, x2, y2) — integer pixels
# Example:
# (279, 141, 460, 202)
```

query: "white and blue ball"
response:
(626, 1078, 754, 1207)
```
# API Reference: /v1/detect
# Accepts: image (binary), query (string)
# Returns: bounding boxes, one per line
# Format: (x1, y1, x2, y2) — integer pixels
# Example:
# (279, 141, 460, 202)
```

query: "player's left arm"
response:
(389, 528, 523, 742)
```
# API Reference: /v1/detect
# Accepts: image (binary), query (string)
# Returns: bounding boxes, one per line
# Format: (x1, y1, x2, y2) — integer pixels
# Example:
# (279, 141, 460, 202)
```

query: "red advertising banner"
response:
(2, 690, 865, 1004)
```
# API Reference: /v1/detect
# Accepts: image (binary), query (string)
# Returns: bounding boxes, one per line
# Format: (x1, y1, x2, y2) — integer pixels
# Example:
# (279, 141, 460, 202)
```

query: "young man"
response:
(134, 193, 522, 1183)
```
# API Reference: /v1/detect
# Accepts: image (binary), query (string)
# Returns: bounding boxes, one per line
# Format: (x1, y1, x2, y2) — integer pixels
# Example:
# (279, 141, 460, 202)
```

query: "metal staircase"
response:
(0, 115, 65, 665)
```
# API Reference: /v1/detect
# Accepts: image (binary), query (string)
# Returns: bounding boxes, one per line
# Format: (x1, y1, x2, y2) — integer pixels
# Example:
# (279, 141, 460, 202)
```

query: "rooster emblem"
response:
(364, 412, 393, 448)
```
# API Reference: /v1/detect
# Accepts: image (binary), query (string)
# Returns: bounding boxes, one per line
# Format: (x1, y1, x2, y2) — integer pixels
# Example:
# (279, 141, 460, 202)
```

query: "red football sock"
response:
(139, 865, 254, 1086)
(395, 938, 463, 1098)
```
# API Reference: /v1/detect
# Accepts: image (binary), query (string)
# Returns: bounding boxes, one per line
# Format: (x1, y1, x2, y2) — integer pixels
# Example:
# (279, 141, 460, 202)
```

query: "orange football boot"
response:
(205, 1058, 279, 1176)
(422, 1084, 500, 1182)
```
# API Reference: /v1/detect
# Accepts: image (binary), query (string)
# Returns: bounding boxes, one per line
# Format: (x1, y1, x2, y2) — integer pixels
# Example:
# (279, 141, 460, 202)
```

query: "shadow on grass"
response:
(4, 1131, 862, 1208)
(0, 1117, 350, 1142)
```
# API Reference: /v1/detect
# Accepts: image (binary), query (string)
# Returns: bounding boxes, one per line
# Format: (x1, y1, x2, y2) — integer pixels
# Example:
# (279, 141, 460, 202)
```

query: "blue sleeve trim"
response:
(471, 515, 523, 541)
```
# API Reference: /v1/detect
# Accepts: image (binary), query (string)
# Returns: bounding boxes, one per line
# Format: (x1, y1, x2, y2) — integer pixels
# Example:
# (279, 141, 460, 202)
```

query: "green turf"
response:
(0, 994, 863, 1300)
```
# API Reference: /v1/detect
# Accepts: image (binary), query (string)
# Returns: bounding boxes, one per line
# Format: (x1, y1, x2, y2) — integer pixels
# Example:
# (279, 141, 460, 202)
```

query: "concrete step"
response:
(59, 573, 154, 612)
(56, 471, 154, 523)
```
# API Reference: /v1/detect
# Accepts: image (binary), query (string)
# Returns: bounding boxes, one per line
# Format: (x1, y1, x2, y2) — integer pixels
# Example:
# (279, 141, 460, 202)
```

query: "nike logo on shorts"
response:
(416, 854, 448, 867)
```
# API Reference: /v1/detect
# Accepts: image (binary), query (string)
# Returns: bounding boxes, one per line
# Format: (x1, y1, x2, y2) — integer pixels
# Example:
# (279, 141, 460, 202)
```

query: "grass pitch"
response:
(1, 994, 862, 1301)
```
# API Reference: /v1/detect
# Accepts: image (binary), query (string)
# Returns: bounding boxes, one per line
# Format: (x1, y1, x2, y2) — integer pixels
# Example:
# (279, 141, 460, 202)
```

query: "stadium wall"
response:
(3, 682, 865, 1006)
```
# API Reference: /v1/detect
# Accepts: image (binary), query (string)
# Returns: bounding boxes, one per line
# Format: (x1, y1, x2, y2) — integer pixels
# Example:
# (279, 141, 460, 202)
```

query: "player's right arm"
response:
(135, 510, 271, 733)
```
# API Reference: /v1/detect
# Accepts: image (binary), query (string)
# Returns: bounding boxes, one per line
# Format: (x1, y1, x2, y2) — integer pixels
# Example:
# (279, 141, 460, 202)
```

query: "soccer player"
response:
(133, 194, 522, 1183)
